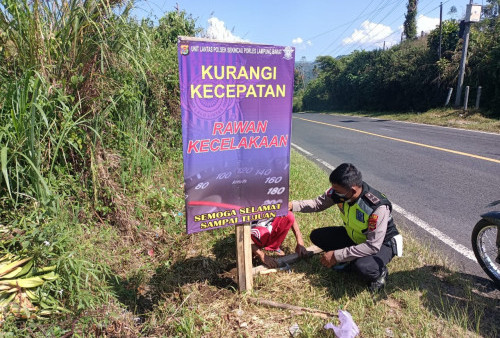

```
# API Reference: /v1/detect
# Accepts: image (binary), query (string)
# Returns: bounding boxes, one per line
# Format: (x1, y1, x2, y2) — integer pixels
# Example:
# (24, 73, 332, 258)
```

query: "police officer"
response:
(289, 163, 400, 292)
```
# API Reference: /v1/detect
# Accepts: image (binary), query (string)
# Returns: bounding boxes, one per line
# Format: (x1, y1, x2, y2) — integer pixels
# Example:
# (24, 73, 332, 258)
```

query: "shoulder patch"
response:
(368, 214, 378, 231)
(365, 192, 380, 205)
(326, 188, 334, 197)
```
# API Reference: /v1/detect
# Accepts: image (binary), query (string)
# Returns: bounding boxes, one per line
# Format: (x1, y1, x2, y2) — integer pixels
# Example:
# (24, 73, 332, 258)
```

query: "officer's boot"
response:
(369, 266, 388, 293)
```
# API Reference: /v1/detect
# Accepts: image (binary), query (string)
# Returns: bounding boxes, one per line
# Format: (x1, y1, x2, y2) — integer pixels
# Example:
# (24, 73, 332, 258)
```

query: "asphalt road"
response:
(291, 112, 500, 287)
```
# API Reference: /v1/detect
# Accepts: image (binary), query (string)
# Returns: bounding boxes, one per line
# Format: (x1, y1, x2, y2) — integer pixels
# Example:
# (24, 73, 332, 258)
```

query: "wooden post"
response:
(236, 223, 253, 292)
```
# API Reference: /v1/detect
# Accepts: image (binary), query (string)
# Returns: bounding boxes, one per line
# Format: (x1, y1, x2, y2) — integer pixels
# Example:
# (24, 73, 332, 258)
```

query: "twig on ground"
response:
(248, 297, 337, 319)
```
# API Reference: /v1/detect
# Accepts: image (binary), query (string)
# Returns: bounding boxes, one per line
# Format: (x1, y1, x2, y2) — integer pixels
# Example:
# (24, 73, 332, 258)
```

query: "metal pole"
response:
(438, 2, 443, 59)
(463, 86, 470, 110)
(454, 23, 471, 107)
(475, 86, 482, 109)
(445, 87, 453, 106)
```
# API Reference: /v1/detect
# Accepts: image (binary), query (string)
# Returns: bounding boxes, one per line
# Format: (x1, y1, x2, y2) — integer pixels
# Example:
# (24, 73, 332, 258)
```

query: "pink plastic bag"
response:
(324, 309, 360, 338)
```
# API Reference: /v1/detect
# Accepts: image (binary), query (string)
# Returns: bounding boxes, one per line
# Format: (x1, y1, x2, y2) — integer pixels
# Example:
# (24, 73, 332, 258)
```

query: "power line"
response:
(332, 0, 401, 56)
(367, 0, 450, 49)
(302, 0, 397, 58)
(332, 0, 404, 56)
(329, 0, 397, 56)
(316, 0, 378, 54)
(305, 0, 396, 43)
(333, 0, 450, 57)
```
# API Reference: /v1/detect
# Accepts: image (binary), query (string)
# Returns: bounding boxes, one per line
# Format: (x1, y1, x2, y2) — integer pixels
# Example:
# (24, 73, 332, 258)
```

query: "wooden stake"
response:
(236, 223, 253, 292)
(252, 244, 323, 275)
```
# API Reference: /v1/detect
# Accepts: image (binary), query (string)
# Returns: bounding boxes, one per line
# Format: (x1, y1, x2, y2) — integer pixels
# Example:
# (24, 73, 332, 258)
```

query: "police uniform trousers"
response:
(310, 226, 394, 281)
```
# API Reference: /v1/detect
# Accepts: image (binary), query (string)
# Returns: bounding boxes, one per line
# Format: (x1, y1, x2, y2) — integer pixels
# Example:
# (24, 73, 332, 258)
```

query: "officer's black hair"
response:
(329, 163, 362, 189)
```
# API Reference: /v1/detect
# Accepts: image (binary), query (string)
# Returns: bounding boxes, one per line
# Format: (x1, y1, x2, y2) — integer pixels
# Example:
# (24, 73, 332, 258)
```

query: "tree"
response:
(404, 0, 418, 40)
(293, 68, 304, 92)
(427, 20, 459, 60)
(156, 11, 198, 47)
(482, 0, 499, 18)
(314, 55, 343, 76)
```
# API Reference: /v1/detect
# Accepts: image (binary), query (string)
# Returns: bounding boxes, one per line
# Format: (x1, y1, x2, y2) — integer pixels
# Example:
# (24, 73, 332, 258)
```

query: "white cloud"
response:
(205, 17, 247, 42)
(339, 15, 440, 52)
(292, 37, 312, 50)
(342, 20, 394, 48)
(417, 14, 440, 34)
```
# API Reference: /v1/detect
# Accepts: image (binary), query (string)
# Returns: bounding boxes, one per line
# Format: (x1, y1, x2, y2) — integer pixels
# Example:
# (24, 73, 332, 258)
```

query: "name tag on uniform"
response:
(356, 210, 364, 223)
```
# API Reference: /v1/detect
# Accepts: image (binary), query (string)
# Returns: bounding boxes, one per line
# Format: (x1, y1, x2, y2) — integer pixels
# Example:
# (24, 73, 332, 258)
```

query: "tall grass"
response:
(0, 0, 196, 230)
(0, 0, 151, 207)
(0, 72, 84, 208)
(0, 0, 131, 83)
(0, 0, 198, 332)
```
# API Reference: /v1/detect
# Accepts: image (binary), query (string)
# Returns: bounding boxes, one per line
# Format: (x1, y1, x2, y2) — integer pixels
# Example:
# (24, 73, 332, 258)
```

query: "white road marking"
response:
(290, 143, 312, 156)
(291, 143, 478, 262)
(391, 204, 477, 262)
(291, 143, 335, 170)
(318, 112, 500, 136)
(295, 117, 500, 164)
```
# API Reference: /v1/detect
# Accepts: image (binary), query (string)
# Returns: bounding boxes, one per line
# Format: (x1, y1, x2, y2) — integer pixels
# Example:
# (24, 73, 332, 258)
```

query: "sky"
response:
(132, 0, 483, 62)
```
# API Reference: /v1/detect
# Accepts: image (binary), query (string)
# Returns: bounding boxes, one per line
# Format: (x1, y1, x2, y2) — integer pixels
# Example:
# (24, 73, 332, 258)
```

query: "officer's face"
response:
(331, 183, 354, 200)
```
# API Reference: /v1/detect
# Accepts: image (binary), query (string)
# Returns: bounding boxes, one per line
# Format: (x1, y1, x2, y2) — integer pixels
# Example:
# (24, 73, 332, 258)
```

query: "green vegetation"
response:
(0, 0, 195, 332)
(0, 0, 498, 335)
(404, 0, 418, 40)
(298, 0, 500, 114)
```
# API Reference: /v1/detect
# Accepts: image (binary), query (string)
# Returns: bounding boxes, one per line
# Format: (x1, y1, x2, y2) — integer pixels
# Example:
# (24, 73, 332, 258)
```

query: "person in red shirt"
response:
(251, 211, 308, 268)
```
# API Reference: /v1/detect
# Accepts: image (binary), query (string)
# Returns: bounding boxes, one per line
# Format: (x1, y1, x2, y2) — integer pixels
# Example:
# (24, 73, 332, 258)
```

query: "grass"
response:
(8, 149, 494, 336)
(0, 1, 498, 335)
(315, 108, 500, 134)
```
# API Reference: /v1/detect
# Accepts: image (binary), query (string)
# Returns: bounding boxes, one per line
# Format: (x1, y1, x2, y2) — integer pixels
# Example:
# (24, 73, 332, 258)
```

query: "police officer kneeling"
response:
(289, 163, 402, 292)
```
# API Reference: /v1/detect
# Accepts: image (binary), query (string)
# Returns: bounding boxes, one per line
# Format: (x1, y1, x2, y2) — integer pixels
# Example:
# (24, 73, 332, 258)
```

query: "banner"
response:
(178, 37, 295, 234)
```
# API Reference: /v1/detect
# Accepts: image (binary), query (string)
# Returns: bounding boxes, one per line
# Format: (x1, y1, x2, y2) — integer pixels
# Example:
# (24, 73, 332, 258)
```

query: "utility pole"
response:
(455, 1, 482, 107)
(454, 18, 470, 106)
(438, 2, 443, 59)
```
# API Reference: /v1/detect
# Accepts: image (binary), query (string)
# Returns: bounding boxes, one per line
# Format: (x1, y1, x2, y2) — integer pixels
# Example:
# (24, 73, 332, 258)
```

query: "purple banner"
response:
(178, 37, 295, 234)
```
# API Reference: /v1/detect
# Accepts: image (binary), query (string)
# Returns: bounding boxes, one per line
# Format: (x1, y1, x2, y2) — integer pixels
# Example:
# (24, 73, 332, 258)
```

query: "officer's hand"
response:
(320, 251, 337, 268)
(295, 244, 308, 258)
(288, 201, 293, 211)
(263, 255, 278, 268)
